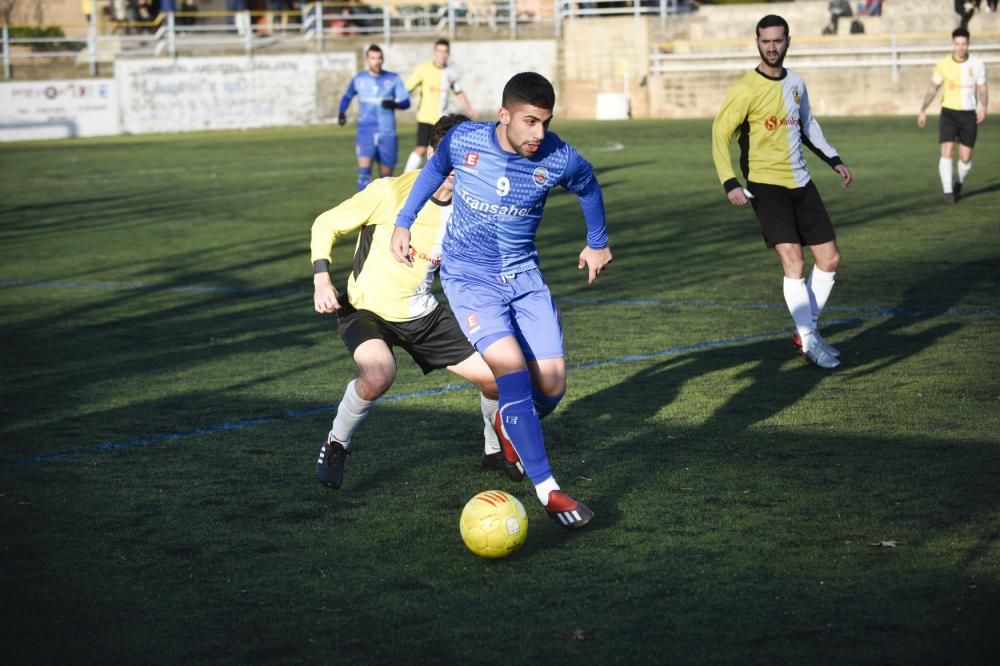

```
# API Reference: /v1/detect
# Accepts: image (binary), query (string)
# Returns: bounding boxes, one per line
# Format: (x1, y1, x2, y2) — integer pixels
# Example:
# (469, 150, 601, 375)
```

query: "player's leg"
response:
(355, 127, 377, 191)
(509, 271, 568, 418)
(954, 112, 977, 199)
(404, 123, 432, 172)
(528, 357, 566, 418)
(317, 308, 398, 489)
(376, 133, 398, 178)
(797, 183, 841, 356)
(395, 304, 501, 468)
(938, 110, 958, 201)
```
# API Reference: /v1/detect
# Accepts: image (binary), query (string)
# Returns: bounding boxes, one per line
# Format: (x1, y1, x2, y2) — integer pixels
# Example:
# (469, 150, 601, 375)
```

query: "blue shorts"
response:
(355, 126, 398, 168)
(440, 265, 564, 361)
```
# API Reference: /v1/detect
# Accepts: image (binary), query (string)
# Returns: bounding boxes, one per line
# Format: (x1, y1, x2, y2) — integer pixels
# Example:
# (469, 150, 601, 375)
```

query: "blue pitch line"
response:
(3, 314, 891, 469)
(4, 277, 999, 318)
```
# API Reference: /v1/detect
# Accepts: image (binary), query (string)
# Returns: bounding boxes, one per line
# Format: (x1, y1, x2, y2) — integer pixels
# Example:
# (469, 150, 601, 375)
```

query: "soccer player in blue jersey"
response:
(339, 45, 411, 190)
(390, 72, 613, 529)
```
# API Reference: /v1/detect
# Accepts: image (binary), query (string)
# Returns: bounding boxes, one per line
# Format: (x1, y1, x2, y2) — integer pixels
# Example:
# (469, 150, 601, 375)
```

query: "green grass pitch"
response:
(1, 117, 998, 663)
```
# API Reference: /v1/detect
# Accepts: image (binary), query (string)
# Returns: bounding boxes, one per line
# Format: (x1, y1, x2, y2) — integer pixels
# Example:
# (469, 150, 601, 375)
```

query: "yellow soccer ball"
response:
(460, 490, 528, 558)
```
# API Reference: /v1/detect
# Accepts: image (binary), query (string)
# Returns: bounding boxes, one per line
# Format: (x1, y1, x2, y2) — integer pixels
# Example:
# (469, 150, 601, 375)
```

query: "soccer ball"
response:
(459, 490, 528, 558)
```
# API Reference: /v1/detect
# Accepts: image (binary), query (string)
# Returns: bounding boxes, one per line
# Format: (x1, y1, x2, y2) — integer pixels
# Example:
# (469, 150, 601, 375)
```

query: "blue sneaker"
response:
(317, 438, 349, 489)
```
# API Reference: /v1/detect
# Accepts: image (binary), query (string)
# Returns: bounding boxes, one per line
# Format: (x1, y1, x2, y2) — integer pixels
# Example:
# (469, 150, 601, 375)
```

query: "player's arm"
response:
(563, 151, 612, 285)
(711, 84, 752, 206)
(391, 130, 455, 265)
(975, 81, 988, 124)
(338, 78, 358, 126)
(799, 85, 851, 189)
(311, 183, 390, 313)
(918, 67, 944, 128)
(454, 91, 479, 120)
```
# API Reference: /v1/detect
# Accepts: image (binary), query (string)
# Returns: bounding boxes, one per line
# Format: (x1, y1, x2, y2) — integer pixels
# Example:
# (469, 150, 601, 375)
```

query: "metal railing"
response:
(651, 33, 1000, 83)
(1, 1, 691, 77)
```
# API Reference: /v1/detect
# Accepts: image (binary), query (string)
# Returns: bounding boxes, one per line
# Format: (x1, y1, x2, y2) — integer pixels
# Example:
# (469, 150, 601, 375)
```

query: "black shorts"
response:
(336, 300, 476, 374)
(939, 108, 977, 148)
(415, 122, 433, 148)
(747, 180, 836, 248)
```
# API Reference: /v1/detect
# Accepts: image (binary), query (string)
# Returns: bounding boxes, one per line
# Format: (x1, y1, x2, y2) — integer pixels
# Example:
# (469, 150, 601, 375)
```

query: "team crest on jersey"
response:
(792, 87, 801, 105)
(532, 167, 549, 188)
(464, 152, 479, 167)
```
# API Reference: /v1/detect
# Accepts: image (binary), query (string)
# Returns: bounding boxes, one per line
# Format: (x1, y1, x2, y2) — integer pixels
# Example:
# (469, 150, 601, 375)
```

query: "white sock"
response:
(481, 395, 500, 455)
(329, 379, 373, 448)
(783, 277, 815, 342)
(939, 157, 953, 193)
(535, 476, 560, 505)
(807, 266, 836, 326)
(403, 151, 423, 173)
(957, 159, 972, 183)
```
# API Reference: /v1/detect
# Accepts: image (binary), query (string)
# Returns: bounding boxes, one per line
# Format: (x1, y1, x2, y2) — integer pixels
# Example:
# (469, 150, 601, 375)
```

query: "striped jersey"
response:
(712, 67, 842, 191)
(339, 70, 409, 134)
(405, 61, 464, 125)
(932, 54, 987, 111)
(310, 171, 450, 322)
(394, 121, 609, 277)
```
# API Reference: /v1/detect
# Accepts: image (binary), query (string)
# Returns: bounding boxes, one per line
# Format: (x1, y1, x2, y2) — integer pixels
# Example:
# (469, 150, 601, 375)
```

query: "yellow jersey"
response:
(712, 67, 842, 191)
(932, 54, 987, 111)
(311, 171, 451, 322)
(405, 61, 464, 125)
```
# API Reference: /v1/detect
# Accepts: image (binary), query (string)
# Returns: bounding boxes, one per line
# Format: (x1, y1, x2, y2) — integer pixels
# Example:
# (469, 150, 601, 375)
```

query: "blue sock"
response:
(357, 166, 372, 191)
(496, 370, 552, 485)
(532, 390, 563, 419)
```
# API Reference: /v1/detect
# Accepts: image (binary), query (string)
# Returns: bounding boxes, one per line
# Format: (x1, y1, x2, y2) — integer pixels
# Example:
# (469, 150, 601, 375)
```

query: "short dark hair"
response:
(430, 113, 470, 148)
(952, 27, 970, 40)
(501, 72, 555, 111)
(755, 14, 789, 38)
(434, 38, 450, 50)
(366, 44, 382, 55)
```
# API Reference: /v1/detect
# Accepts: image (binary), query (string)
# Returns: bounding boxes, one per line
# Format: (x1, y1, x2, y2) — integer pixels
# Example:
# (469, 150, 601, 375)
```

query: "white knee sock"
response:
(404, 151, 423, 173)
(783, 277, 815, 341)
(807, 267, 836, 325)
(329, 379, 373, 448)
(939, 157, 954, 193)
(535, 476, 560, 505)
(957, 159, 972, 183)
(481, 394, 500, 455)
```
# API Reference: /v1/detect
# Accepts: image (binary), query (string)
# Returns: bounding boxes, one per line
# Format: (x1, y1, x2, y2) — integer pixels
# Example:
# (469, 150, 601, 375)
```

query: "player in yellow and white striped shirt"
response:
(402, 39, 478, 172)
(917, 27, 989, 203)
(312, 114, 500, 490)
(712, 15, 853, 369)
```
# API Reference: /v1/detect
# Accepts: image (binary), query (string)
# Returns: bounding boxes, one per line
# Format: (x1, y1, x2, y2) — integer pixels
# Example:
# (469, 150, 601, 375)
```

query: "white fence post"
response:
(891, 33, 899, 83)
(383, 6, 391, 46)
(166, 12, 177, 61)
(509, 0, 517, 39)
(2, 24, 9, 80)
(88, 10, 98, 75)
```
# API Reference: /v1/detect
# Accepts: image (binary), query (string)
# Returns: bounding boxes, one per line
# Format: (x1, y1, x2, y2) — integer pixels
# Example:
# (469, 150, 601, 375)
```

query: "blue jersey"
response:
(339, 70, 409, 134)
(395, 121, 609, 276)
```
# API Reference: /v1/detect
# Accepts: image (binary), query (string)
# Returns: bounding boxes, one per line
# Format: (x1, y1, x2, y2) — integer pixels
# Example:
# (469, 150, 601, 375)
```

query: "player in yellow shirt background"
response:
(712, 14, 853, 370)
(311, 113, 500, 490)
(917, 27, 989, 204)
(402, 39, 479, 173)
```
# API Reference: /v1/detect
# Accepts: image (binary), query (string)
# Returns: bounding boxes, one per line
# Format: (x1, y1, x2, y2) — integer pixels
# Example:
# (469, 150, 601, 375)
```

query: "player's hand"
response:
(976, 107, 986, 125)
(381, 99, 397, 109)
(313, 274, 342, 313)
(338, 112, 347, 126)
(917, 111, 926, 129)
(835, 164, 853, 189)
(469, 109, 480, 120)
(578, 245, 613, 285)
(727, 187, 750, 206)
(390, 226, 414, 267)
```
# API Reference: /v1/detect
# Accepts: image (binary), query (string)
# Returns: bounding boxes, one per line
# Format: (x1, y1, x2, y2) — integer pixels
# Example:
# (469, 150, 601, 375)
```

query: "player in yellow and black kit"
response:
(312, 114, 500, 490)
(402, 39, 478, 173)
(918, 27, 989, 203)
(712, 14, 854, 370)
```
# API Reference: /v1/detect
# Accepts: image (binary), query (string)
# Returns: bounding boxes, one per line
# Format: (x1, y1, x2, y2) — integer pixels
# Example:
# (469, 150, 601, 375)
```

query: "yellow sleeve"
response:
(310, 179, 398, 265)
(405, 65, 423, 93)
(711, 81, 751, 188)
(932, 59, 945, 85)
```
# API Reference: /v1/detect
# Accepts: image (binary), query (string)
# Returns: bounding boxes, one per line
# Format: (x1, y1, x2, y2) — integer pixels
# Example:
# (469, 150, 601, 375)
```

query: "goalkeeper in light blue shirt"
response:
(339, 44, 410, 190)
(390, 72, 613, 530)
